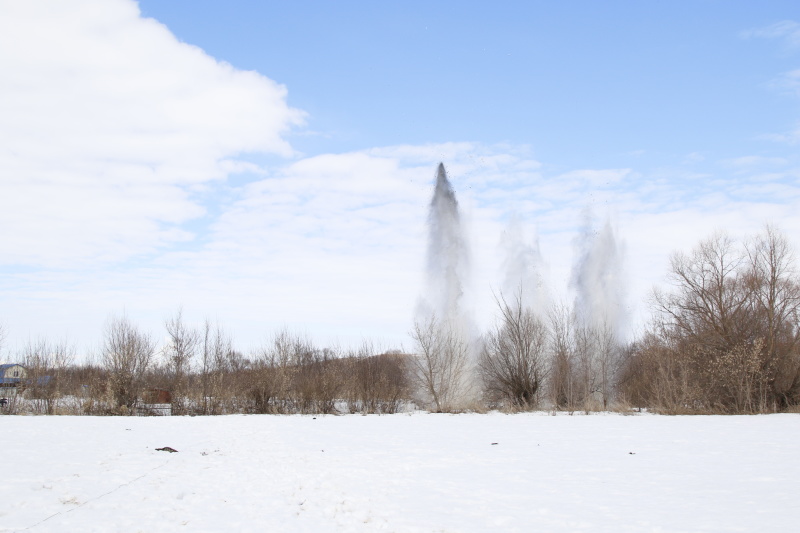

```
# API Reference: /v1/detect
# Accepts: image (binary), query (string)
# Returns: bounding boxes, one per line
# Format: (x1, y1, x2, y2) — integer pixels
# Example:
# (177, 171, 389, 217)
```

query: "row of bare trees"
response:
(0, 307, 395, 415)
(408, 226, 800, 414)
(2, 226, 798, 415)
(619, 226, 800, 413)
(407, 298, 627, 413)
(0, 312, 412, 415)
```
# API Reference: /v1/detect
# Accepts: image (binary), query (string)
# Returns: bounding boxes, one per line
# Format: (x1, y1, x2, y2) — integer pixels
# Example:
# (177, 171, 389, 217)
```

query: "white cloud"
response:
(723, 156, 789, 169)
(760, 124, 800, 145)
(769, 68, 800, 97)
(152, 147, 800, 346)
(742, 20, 800, 48)
(683, 152, 705, 164)
(2, 3, 800, 354)
(0, 0, 304, 268)
(3, 136, 800, 352)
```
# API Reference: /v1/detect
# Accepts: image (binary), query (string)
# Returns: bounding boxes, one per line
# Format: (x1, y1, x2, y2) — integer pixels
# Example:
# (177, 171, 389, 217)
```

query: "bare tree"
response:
(479, 293, 548, 409)
(198, 319, 238, 414)
(295, 345, 343, 414)
(200, 319, 213, 414)
(548, 302, 576, 410)
(629, 227, 800, 412)
(22, 338, 74, 414)
(546, 301, 624, 412)
(248, 328, 306, 414)
(594, 321, 622, 409)
(101, 314, 155, 412)
(248, 329, 349, 414)
(572, 324, 598, 410)
(560, 323, 614, 412)
(163, 308, 199, 415)
(617, 331, 699, 413)
(653, 231, 752, 351)
(745, 225, 800, 407)
(409, 316, 471, 412)
(343, 342, 410, 414)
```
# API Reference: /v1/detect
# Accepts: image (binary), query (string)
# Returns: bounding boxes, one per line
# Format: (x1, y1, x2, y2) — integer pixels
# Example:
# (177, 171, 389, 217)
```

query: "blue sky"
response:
(2, 0, 800, 356)
(139, 1, 799, 167)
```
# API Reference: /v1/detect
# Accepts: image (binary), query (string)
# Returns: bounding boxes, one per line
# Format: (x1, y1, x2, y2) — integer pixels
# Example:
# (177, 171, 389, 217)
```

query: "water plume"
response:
(418, 163, 470, 326)
(570, 209, 626, 338)
(500, 215, 548, 316)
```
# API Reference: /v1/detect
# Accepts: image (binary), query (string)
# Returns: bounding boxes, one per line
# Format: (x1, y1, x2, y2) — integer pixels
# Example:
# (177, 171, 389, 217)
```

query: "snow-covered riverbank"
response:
(2, 412, 798, 532)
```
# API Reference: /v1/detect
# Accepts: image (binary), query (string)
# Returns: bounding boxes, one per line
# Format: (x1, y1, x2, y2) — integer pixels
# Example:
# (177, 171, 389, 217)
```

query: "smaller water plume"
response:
(570, 209, 626, 338)
(500, 216, 549, 316)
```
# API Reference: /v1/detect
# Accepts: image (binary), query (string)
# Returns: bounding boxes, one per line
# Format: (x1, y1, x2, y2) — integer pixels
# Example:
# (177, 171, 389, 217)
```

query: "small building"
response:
(0, 364, 27, 397)
(136, 388, 172, 416)
(142, 388, 172, 404)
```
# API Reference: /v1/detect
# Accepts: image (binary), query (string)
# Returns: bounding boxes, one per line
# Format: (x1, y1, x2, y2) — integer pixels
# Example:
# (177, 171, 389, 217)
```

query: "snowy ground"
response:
(1, 412, 798, 532)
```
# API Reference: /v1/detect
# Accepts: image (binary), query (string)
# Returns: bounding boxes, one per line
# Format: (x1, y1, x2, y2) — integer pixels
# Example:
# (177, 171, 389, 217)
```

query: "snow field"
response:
(1, 413, 799, 532)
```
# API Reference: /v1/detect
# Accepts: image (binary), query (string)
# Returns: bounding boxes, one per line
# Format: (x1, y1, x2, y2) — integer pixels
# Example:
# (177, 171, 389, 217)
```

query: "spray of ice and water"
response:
(500, 216, 549, 316)
(418, 164, 626, 340)
(415, 163, 626, 409)
(570, 209, 626, 338)
(418, 163, 470, 327)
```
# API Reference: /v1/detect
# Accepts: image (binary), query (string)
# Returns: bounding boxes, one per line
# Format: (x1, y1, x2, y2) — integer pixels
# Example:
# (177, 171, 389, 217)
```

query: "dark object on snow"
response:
(156, 446, 178, 453)
(491, 442, 498, 445)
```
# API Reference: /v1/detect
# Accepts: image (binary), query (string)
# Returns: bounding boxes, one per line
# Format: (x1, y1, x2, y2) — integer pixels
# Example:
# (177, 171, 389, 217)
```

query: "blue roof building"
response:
(0, 364, 26, 388)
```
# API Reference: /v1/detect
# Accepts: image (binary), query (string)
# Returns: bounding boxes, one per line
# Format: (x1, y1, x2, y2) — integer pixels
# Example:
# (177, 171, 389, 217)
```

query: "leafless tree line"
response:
(406, 288, 627, 413)
(1, 312, 412, 415)
(409, 226, 800, 414)
(2, 226, 799, 416)
(619, 226, 800, 413)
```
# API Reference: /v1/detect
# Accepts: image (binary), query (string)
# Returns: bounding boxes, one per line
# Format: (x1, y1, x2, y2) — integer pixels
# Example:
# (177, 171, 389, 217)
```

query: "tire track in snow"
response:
(19, 458, 173, 532)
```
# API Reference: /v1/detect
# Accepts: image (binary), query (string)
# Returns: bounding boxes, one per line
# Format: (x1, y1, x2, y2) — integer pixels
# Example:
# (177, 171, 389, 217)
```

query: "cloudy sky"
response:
(2, 0, 800, 356)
